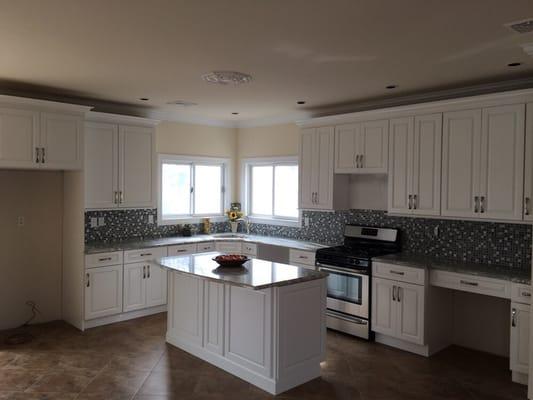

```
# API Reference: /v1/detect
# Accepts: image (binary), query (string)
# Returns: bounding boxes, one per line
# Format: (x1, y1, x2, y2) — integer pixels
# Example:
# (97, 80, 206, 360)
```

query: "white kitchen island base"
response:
(165, 270, 327, 395)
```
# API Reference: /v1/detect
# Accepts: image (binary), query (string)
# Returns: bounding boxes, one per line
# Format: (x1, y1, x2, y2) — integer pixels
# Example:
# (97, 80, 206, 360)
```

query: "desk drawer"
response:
(85, 251, 123, 269)
(289, 249, 316, 267)
(372, 262, 425, 285)
(124, 247, 166, 264)
(511, 283, 532, 305)
(168, 243, 198, 256)
(430, 270, 511, 299)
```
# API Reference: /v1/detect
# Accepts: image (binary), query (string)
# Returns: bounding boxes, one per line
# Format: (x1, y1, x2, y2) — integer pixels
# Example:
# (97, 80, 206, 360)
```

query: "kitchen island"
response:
(155, 252, 328, 395)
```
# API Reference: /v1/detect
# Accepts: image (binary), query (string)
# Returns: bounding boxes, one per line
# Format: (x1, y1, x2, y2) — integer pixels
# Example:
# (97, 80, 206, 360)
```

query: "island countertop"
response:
(155, 252, 328, 290)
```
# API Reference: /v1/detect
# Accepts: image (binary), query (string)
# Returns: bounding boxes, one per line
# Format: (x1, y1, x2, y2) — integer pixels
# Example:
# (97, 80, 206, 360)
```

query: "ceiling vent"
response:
(166, 100, 197, 107)
(505, 18, 533, 34)
(202, 71, 253, 85)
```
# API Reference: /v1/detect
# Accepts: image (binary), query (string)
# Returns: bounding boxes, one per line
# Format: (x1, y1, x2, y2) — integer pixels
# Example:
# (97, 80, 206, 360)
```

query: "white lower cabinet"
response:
(123, 262, 147, 312)
(85, 265, 123, 320)
(146, 263, 168, 307)
(372, 276, 425, 345)
(510, 283, 530, 385)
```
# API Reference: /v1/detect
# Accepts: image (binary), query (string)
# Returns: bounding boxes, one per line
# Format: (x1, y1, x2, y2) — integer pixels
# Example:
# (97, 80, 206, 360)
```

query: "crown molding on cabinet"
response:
(86, 111, 160, 126)
(0, 95, 93, 114)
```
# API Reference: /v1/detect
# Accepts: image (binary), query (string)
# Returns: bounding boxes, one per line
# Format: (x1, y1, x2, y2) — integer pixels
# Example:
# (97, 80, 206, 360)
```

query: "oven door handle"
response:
(318, 265, 367, 278)
(327, 310, 368, 325)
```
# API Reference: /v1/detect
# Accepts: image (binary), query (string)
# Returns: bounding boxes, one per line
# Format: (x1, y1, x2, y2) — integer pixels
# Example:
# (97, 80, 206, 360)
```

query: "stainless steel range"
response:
(315, 225, 400, 340)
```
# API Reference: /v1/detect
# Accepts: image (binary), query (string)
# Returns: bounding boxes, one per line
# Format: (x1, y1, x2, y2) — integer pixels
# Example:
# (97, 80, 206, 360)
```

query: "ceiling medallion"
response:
(202, 71, 253, 85)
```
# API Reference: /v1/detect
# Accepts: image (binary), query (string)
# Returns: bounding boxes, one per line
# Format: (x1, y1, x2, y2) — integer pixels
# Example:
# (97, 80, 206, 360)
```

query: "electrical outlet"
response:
(434, 226, 439, 237)
(17, 216, 25, 227)
(90, 217, 98, 228)
(304, 216, 310, 227)
(98, 217, 105, 227)
(148, 215, 154, 224)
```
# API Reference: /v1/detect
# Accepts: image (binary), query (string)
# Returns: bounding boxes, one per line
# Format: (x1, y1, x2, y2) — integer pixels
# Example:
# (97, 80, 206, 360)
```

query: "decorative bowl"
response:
(212, 254, 250, 268)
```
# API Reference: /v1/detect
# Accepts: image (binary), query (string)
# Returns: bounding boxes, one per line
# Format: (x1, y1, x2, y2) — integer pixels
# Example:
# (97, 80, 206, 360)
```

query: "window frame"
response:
(158, 154, 230, 225)
(241, 156, 301, 227)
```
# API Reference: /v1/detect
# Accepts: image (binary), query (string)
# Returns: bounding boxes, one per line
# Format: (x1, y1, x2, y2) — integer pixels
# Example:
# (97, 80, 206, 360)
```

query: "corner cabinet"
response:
(299, 127, 348, 210)
(388, 114, 442, 216)
(335, 120, 388, 174)
(0, 106, 85, 170)
(442, 105, 525, 221)
(85, 114, 157, 209)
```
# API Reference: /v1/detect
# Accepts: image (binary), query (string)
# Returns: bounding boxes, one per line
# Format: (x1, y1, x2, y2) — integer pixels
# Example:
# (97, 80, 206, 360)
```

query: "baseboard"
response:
(375, 333, 430, 357)
(512, 371, 528, 385)
(84, 305, 167, 329)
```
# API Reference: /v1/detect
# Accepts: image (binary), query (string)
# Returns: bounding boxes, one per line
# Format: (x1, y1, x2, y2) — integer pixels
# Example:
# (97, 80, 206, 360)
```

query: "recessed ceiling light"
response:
(507, 62, 522, 67)
(385, 85, 397, 89)
(138, 97, 149, 101)
(202, 71, 253, 85)
(297, 101, 306, 105)
(232, 112, 239, 115)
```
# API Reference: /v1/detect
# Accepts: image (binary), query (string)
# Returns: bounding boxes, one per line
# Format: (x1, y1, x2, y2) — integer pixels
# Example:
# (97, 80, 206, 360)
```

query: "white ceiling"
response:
(1, 0, 533, 126)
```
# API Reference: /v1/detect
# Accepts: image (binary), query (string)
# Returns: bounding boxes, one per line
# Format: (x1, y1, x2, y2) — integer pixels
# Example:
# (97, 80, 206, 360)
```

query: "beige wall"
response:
(237, 123, 299, 159)
(0, 170, 63, 330)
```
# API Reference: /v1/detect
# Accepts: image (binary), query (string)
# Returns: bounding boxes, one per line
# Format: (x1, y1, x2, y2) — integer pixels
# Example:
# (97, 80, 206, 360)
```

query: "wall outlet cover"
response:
(98, 217, 105, 227)
(90, 217, 98, 228)
(148, 215, 154, 224)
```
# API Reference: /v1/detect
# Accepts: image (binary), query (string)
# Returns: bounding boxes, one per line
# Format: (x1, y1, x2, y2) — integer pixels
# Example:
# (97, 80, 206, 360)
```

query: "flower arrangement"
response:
(226, 209, 244, 222)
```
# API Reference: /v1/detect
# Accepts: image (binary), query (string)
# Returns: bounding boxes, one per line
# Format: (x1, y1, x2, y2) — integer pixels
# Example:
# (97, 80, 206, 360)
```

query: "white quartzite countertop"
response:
(155, 252, 328, 290)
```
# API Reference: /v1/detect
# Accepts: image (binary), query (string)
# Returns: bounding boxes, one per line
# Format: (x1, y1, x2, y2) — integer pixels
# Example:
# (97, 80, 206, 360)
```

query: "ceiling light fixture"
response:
(202, 71, 253, 85)
(297, 101, 306, 105)
(166, 100, 198, 107)
(138, 97, 149, 101)
(232, 112, 239, 115)
(385, 85, 397, 89)
(507, 62, 523, 67)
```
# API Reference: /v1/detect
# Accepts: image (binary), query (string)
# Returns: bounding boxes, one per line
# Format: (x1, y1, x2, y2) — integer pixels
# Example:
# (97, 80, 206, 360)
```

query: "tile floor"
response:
(0, 313, 527, 399)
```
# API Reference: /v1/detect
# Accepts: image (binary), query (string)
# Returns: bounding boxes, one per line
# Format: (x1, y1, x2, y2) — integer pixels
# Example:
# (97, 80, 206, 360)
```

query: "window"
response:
(158, 155, 229, 224)
(243, 157, 299, 226)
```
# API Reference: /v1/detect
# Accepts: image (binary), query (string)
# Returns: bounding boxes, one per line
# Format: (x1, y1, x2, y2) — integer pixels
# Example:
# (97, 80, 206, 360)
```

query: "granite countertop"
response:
(374, 253, 531, 285)
(85, 234, 329, 255)
(155, 252, 328, 290)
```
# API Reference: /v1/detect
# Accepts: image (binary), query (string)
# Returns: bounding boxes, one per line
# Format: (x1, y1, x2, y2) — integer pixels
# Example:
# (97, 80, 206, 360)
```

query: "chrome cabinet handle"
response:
(413, 194, 417, 210)
(86, 273, 90, 287)
(147, 265, 151, 278)
(314, 192, 319, 204)
(143, 266, 146, 279)
(35, 147, 40, 163)
(397, 286, 401, 302)
(98, 257, 112, 262)
(360, 154, 364, 168)
(354, 154, 358, 168)
(392, 285, 397, 301)
(41, 147, 45, 163)
(408, 195, 413, 210)
(522, 291, 531, 297)
(390, 270, 405, 276)
(474, 196, 479, 213)
(140, 253, 152, 257)
(460, 279, 479, 287)
(512, 308, 517, 327)
(480, 196, 485, 213)
(525, 197, 530, 216)
(113, 191, 118, 204)
(119, 191, 124, 204)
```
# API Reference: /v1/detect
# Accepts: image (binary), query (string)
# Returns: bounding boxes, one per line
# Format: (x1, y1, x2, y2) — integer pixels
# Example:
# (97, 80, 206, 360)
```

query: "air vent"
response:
(505, 18, 533, 34)
(202, 71, 252, 85)
(166, 100, 197, 107)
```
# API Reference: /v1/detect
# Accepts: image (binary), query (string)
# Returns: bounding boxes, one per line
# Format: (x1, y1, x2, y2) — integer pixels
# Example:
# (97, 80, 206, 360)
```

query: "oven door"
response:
(318, 264, 369, 319)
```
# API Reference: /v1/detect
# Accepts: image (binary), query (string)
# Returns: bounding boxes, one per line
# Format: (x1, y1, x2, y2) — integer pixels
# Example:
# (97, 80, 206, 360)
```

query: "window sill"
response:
(248, 216, 300, 228)
(158, 215, 226, 226)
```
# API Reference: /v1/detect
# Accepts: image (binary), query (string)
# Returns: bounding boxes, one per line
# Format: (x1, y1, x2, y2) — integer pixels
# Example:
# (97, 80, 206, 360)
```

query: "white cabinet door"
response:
(315, 127, 335, 209)
(299, 128, 316, 209)
(40, 112, 83, 170)
(479, 104, 525, 221)
(388, 117, 414, 214)
(411, 113, 442, 216)
(371, 277, 396, 337)
(358, 119, 388, 173)
(146, 264, 167, 308)
(215, 241, 242, 254)
(123, 262, 147, 312)
(85, 122, 119, 209)
(396, 282, 425, 345)
(0, 108, 39, 169)
(335, 124, 358, 172)
(169, 273, 204, 346)
(85, 265, 123, 320)
(203, 281, 224, 355)
(524, 103, 533, 221)
(119, 125, 154, 208)
(441, 109, 482, 218)
(511, 302, 530, 374)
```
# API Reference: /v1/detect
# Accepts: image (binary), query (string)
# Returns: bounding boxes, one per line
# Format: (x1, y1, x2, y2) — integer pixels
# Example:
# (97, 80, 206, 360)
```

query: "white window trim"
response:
(158, 154, 231, 226)
(241, 156, 301, 228)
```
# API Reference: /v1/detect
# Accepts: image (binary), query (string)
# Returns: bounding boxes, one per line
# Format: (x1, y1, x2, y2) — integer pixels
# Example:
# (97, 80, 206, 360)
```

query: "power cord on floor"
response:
(4, 300, 41, 345)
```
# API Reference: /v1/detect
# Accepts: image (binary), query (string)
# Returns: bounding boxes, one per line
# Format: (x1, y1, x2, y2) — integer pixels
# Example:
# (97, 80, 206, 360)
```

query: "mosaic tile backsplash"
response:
(85, 208, 532, 271)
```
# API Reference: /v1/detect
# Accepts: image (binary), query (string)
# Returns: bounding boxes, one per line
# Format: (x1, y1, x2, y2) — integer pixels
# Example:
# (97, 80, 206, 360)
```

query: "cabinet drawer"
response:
(85, 251, 123, 269)
(430, 270, 511, 299)
(289, 249, 316, 267)
(215, 241, 242, 253)
(512, 283, 532, 305)
(167, 243, 198, 256)
(372, 262, 425, 285)
(124, 247, 166, 264)
(196, 242, 215, 253)
(242, 242, 257, 257)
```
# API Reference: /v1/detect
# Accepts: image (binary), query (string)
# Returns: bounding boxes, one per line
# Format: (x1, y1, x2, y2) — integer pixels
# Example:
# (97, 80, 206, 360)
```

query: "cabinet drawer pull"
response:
(521, 291, 531, 297)
(512, 308, 517, 327)
(140, 253, 152, 257)
(390, 270, 405, 276)
(175, 249, 188, 253)
(298, 255, 308, 259)
(98, 257, 112, 262)
(460, 280, 479, 287)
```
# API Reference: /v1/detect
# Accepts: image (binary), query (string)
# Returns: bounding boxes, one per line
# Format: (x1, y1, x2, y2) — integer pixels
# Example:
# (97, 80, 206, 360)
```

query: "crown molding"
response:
(86, 111, 160, 126)
(0, 94, 93, 113)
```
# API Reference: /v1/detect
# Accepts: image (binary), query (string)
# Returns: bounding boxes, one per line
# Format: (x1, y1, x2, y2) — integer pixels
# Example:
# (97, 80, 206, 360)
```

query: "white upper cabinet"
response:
(85, 114, 157, 210)
(478, 104, 525, 221)
(335, 120, 388, 173)
(388, 114, 441, 216)
(0, 108, 39, 169)
(442, 105, 525, 221)
(119, 125, 155, 208)
(442, 109, 482, 218)
(300, 127, 348, 210)
(0, 101, 86, 170)
(40, 112, 83, 170)
(524, 103, 533, 221)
